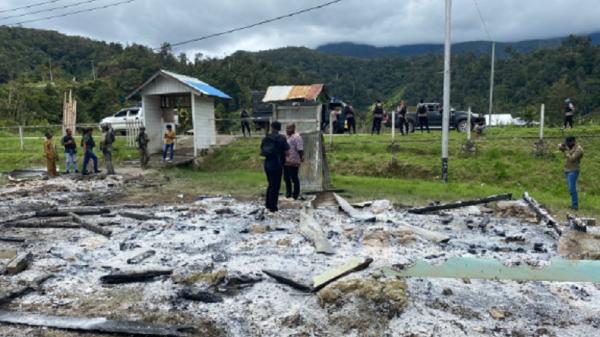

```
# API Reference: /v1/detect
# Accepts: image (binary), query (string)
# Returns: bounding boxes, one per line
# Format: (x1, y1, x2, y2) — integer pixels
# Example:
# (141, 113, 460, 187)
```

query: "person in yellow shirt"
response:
(162, 124, 176, 162)
(43, 132, 58, 177)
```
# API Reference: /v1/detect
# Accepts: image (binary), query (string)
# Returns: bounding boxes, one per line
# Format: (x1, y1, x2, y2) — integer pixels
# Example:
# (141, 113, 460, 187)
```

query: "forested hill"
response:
(316, 32, 600, 59)
(1, 26, 599, 126)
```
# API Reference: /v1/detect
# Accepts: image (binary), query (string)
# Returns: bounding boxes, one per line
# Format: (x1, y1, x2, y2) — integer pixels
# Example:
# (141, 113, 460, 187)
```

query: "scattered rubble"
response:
(1, 174, 599, 336)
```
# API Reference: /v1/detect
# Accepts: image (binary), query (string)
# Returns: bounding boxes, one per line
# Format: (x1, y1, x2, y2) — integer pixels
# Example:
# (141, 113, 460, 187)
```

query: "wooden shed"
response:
(127, 70, 231, 156)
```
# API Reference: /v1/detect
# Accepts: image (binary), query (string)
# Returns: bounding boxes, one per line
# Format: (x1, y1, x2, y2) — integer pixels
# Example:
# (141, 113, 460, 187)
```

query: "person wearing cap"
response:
(163, 124, 176, 162)
(559, 136, 584, 210)
(284, 123, 304, 200)
(43, 132, 58, 177)
(136, 126, 150, 169)
(61, 128, 78, 174)
(343, 103, 356, 134)
(260, 121, 290, 212)
(564, 98, 575, 129)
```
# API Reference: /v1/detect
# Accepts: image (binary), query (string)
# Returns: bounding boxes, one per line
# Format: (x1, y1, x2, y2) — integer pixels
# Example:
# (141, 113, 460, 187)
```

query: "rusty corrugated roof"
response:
(262, 84, 324, 102)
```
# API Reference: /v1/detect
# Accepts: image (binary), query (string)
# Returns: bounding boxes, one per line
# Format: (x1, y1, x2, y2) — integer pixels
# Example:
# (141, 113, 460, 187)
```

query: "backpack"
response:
(260, 136, 278, 157)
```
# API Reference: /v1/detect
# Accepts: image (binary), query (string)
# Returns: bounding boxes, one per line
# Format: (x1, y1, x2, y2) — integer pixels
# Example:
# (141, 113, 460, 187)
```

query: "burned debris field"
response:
(0, 173, 599, 337)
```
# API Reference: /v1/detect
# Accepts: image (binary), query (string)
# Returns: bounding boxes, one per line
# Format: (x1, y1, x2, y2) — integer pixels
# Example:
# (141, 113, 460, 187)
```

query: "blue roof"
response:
(162, 70, 232, 100)
(127, 70, 232, 100)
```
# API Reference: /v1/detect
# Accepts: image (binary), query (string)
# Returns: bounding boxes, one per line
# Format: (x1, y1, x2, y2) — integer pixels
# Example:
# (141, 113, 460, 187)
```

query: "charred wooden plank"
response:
(6, 252, 32, 275)
(127, 250, 156, 265)
(299, 209, 335, 255)
(312, 256, 373, 292)
(262, 270, 313, 293)
(69, 213, 112, 237)
(36, 208, 110, 217)
(0, 275, 52, 306)
(179, 287, 223, 303)
(408, 194, 513, 214)
(333, 193, 376, 221)
(100, 269, 173, 284)
(523, 192, 561, 236)
(120, 211, 162, 221)
(0, 310, 193, 336)
(0, 236, 26, 243)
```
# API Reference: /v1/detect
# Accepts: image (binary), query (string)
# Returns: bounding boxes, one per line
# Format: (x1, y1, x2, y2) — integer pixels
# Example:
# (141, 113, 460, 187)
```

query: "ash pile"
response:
(1, 176, 600, 337)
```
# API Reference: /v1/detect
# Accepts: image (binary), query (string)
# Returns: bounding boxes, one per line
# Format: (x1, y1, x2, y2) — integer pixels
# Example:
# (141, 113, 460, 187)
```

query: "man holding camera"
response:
(559, 136, 583, 210)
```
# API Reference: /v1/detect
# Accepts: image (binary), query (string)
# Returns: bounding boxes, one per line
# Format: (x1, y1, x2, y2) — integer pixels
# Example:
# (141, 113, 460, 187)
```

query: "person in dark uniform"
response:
(344, 103, 356, 134)
(260, 121, 290, 212)
(564, 98, 575, 129)
(371, 100, 384, 135)
(241, 109, 251, 137)
(417, 99, 430, 133)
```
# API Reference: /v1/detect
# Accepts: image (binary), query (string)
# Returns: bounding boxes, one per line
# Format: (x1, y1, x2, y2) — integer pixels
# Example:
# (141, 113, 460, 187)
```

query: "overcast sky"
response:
(1, 0, 600, 57)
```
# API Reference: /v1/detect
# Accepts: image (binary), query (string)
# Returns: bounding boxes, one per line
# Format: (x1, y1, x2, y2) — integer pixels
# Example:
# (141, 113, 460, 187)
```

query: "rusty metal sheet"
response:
(263, 84, 324, 102)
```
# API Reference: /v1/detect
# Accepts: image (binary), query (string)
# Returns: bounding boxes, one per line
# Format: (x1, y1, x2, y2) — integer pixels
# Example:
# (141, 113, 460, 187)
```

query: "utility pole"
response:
(48, 58, 54, 84)
(91, 61, 97, 81)
(488, 41, 495, 123)
(441, 0, 452, 183)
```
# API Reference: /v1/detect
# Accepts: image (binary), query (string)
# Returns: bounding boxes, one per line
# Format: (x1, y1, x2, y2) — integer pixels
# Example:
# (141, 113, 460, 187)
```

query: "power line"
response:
(471, 0, 492, 41)
(0, 0, 103, 21)
(4, 0, 135, 25)
(0, 0, 64, 14)
(160, 0, 344, 50)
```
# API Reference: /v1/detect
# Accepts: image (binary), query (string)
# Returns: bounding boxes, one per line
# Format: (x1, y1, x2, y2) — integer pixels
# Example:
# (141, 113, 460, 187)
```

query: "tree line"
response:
(0, 26, 597, 126)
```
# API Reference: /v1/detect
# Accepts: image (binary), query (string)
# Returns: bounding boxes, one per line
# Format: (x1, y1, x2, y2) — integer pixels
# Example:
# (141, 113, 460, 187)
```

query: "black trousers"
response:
(564, 115, 574, 129)
(372, 117, 382, 135)
(241, 121, 251, 136)
(264, 162, 283, 212)
(347, 117, 356, 134)
(284, 165, 300, 199)
(418, 116, 430, 133)
(398, 116, 409, 134)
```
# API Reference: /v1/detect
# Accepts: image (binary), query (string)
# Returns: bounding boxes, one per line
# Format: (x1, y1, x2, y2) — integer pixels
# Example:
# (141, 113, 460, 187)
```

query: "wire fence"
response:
(0, 117, 598, 154)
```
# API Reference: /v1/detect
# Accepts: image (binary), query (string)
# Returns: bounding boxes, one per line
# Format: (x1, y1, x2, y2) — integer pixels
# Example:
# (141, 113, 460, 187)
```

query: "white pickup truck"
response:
(100, 107, 143, 134)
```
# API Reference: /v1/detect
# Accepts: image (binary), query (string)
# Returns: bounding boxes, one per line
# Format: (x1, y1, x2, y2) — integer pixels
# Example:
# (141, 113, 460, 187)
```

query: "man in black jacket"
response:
(417, 99, 430, 133)
(344, 103, 356, 134)
(260, 121, 290, 212)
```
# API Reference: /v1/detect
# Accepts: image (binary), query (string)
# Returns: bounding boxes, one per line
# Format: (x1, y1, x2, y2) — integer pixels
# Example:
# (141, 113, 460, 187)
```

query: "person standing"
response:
(371, 100, 384, 135)
(397, 100, 409, 135)
(100, 124, 116, 175)
(61, 128, 78, 174)
(136, 126, 150, 169)
(559, 136, 584, 210)
(260, 121, 289, 212)
(43, 132, 58, 177)
(284, 124, 304, 201)
(344, 103, 356, 134)
(81, 128, 100, 175)
(163, 125, 176, 162)
(417, 99, 430, 133)
(241, 108, 251, 137)
(564, 98, 575, 129)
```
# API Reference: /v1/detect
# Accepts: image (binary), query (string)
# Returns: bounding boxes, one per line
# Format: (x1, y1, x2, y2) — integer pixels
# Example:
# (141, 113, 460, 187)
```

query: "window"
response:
(129, 109, 139, 117)
(115, 110, 127, 117)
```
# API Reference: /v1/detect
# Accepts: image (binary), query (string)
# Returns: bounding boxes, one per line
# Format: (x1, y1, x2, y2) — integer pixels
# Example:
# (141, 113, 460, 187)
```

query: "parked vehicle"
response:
(100, 107, 143, 134)
(402, 102, 483, 132)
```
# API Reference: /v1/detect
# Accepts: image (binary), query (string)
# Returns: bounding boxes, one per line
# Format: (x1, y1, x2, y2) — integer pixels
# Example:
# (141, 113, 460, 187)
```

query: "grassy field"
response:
(1, 125, 598, 217)
(164, 125, 600, 217)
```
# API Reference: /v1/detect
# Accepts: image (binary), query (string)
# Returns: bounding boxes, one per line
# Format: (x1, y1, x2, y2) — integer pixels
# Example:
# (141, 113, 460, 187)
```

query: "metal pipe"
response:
(441, 0, 452, 183)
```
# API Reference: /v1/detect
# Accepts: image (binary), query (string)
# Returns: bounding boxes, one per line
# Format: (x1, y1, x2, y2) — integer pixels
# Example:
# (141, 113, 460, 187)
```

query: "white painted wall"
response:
(142, 76, 193, 96)
(142, 95, 163, 154)
(192, 94, 216, 153)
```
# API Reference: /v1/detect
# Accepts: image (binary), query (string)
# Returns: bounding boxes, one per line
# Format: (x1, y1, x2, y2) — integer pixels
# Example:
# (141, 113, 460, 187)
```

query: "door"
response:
(428, 104, 443, 128)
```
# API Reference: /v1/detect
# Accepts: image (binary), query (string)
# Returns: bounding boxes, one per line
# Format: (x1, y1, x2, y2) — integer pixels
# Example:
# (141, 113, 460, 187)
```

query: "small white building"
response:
(127, 70, 231, 156)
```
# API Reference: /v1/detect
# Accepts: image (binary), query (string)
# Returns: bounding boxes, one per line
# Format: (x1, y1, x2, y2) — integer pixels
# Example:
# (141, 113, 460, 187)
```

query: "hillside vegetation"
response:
(1, 27, 600, 127)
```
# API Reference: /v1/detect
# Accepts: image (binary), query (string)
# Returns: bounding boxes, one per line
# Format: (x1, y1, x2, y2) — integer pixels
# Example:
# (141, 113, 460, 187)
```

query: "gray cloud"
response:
(1, 0, 600, 56)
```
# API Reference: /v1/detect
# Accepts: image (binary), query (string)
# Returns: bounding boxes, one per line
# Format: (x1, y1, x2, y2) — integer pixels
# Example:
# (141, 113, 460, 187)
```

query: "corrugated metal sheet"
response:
(263, 84, 324, 102)
(127, 70, 232, 100)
